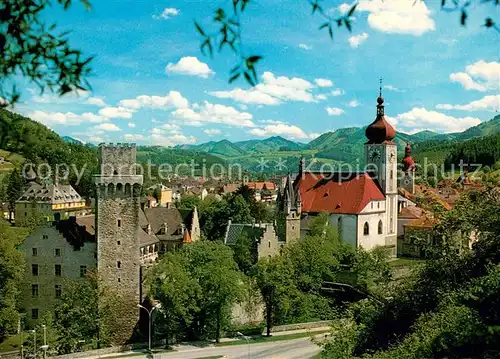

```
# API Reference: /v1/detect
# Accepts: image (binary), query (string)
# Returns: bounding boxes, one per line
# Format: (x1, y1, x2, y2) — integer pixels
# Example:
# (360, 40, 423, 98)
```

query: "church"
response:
(276, 92, 399, 256)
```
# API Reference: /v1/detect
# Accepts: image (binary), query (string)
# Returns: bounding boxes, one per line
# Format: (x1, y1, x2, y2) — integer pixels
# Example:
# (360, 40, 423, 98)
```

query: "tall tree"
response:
(0, 220, 27, 340)
(6, 168, 24, 221)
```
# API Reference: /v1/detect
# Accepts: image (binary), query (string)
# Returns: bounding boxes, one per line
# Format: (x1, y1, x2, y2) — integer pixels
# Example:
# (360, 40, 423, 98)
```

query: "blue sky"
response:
(13, 0, 500, 146)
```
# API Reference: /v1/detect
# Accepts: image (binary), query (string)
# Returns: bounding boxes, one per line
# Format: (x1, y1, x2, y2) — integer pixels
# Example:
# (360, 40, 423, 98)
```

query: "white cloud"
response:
(94, 123, 121, 132)
(166, 56, 214, 78)
(315, 78, 334, 88)
(449, 61, 500, 92)
(28, 110, 106, 126)
(383, 85, 404, 92)
(86, 97, 107, 107)
(98, 106, 134, 119)
(127, 122, 136, 128)
(152, 8, 180, 20)
(331, 88, 344, 96)
(151, 126, 196, 147)
(210, 71, 316, 106)
(249, 123, 317, 140)
(343, 0, 434, 35)
(326, 107, 345, 116)
(172, 101, 256, 127)
(209, 88, 280, 106)
(316, 94, 327, 101)
(348, 33, 369, 48)
(204, 129, 222, 136)
(395, 107, 481, 133)
(119, 91, 189, 110)
(124, 134, 145, 141)
(436, 95, 500, 112)
(299, 43, 312, 50)
(31, 89, 90, 104)
(348, 100, 360, 108)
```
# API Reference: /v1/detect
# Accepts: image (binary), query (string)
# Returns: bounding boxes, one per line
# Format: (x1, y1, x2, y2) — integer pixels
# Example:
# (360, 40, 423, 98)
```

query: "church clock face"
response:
(389, 149, 396, 163)
(368, 147, 381, 162)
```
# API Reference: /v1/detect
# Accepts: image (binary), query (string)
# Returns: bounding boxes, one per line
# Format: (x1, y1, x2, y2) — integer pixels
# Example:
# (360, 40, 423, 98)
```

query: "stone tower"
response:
(364, 89, 398, 253)
(400, 143, 416, 194)
(94, 143, 143, 340)
(276, 172, 301, 243)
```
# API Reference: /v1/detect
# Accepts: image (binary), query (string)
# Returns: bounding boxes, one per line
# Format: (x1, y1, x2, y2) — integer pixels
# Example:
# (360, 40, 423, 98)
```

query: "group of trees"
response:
(176, 185, 273, 240)
(319, 187, 500, 358)
(147, 211, 393, 345)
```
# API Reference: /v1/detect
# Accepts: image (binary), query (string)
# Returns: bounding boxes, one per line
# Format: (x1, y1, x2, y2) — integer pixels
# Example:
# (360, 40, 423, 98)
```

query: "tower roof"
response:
(365, 93, 396, 144)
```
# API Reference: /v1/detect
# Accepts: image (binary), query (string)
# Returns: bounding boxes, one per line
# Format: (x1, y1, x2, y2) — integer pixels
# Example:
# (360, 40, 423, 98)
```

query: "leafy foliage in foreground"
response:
(1, 0, 93, 106)
(319, 187, 500, 358)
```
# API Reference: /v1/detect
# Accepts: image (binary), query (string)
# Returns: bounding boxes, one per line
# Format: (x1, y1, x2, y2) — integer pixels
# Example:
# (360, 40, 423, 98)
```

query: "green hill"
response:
(235, 136, 303, 153)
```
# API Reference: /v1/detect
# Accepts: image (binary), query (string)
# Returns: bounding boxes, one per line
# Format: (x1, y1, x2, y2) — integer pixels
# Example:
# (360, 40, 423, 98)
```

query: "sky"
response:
(12, 0, 500, 146)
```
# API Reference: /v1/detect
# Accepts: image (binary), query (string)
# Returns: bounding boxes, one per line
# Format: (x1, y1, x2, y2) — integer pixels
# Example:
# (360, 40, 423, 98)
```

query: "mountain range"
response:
(174, 115, 500, 163)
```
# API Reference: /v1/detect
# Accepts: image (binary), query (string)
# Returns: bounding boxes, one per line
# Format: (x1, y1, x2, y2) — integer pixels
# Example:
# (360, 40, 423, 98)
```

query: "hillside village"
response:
(1, 0, 500, 358)
(1, 94, 498, 357)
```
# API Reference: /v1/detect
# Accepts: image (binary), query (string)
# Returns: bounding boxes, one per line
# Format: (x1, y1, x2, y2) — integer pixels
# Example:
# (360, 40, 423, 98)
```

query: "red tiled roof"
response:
(399, 206, 426, 219)
(296, 172, 385, 214)
(247, 182, 276, 190)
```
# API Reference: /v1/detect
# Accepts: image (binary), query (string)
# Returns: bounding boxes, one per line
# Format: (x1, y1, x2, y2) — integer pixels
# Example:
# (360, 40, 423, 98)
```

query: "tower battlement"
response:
(97, 142, 139, 177)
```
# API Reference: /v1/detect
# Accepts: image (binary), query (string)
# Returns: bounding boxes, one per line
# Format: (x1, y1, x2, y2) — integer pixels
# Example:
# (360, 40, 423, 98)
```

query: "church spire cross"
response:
(379, 77, 383, 98)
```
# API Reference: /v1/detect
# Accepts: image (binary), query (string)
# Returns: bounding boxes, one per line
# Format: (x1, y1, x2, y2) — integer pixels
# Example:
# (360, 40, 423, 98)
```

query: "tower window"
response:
(55, 248, 61, 257)
(118, 277, 121, 282)
(378, 220, 383, 235)
(269, 242, 271, 248)
(31, 309, 38, 319)
(32, 264, 38, 276)
(390, 170, 394, 179)
(117, 219, 122, 228)
(42, 234, 48, 240)
(32, 248, 38, 257)
(80, 266, 87, 278)
(55, 264, 62, 277)
(55, 285, 62, 298)
(117, 241, 121, 245)
(117, 261, 121, 269)
(363, 222, 369, 236)
(32, 284, 39, 297)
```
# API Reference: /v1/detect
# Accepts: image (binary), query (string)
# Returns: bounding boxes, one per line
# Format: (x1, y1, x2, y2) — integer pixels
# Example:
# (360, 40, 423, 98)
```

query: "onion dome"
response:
(365, 95, 396, 144)
(402, 143, 416, 172)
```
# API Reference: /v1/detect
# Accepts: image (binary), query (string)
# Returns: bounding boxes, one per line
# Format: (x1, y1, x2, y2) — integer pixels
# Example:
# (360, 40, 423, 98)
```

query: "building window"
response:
(117, 261, 121, 269)
(363, 222, 369, 236)
(390, 170, 393, 179)
(31, 309, 38, 320)
(377, 202, 380, 209)
(118, 277, 121, 282)
(378, 220, 383, 235)
(55, 248, 61, 257)
(55, 285, 62, 298)
(55, 264, 62, 277)
(268, 242, 271, 248)
(42, 234, 48, 240)
(32, 264, 38, 276)
(117, 219, 122, 228)
(32, 284, 39, 297)
(117, 241, 121, 245)
(80, 266, 87, 278)
(32, 248, 38, 257)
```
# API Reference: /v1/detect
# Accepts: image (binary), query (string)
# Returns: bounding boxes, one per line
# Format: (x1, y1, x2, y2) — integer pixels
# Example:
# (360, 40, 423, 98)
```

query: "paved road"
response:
(159, 338, 321, 359)
(84, 337, 322, 359)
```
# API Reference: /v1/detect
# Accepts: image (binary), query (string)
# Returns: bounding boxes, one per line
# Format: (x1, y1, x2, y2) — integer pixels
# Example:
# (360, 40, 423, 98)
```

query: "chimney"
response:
(147, 224, 152, 235)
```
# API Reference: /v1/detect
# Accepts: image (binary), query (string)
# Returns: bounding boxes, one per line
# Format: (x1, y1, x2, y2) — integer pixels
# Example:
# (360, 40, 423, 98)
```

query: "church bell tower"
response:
(364, 85, 398, 251)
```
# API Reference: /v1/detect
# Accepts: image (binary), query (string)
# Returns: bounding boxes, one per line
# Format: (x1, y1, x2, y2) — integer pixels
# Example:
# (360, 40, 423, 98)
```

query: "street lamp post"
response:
(137, 303, 161, 352)
(41, 324, 48, 359)
(236, 332, 250, 359)
(30, 330, 36, 358)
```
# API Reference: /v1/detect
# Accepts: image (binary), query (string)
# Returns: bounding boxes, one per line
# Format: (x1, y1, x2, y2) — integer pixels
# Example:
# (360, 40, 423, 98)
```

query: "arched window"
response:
(117, 261, 121, 269)
(378, 220, 383, 234)
(363, 222, 369, 236)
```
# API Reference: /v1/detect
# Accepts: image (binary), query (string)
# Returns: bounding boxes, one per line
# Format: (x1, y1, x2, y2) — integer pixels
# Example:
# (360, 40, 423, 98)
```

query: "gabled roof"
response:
(18, 183, 83, 204)
(295, 172, 385, 214)
(399, 206, 426, 220)
(224, 223, 266, 245)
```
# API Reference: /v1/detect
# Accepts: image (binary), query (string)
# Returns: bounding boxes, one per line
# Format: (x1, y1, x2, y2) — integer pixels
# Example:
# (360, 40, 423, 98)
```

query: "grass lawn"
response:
(0, 334, 22, 353)
(389, 258, 427, 268)
(216, 329, 330, 347)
